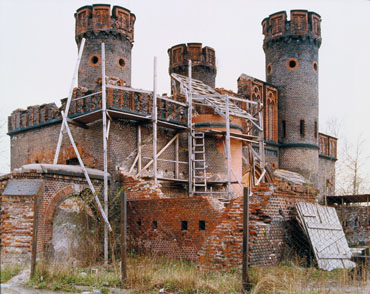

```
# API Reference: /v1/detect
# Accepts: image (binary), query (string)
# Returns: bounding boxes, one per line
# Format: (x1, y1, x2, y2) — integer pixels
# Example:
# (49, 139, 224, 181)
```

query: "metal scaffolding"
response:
(53, 39, 266, 263)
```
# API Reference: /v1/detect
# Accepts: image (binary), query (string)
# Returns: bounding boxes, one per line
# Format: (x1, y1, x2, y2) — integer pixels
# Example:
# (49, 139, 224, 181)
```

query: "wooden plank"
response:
(61, 111, 111, 231)
(128, 154, 139, 174)
(54, 38, 86, 164)
(307, 223, 342, 230)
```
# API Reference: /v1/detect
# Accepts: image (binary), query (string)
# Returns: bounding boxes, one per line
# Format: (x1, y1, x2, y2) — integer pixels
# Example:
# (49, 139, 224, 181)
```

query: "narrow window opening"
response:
(137, 220, 142, 231)
(66, 157, 79, 165)
(314, 121, 318, 138)
(300, 120, 305, 137)
(199, 220, 206, 231)
(181, 220, 188, 231)
(282, 120, 286, 138)
(152, 220, 158, 230)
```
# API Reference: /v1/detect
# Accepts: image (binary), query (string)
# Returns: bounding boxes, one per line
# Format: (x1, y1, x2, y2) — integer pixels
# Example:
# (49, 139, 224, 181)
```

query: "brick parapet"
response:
(8, 88, 187, 134)
(75, 4, 135, 44)
(262, 10, 322, 50)
(319, 133, 337, 160)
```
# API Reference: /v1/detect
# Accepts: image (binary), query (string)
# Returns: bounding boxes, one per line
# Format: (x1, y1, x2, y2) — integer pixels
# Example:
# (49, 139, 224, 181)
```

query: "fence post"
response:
(242, 187, 250, 293)
(120, 190, 127, 287)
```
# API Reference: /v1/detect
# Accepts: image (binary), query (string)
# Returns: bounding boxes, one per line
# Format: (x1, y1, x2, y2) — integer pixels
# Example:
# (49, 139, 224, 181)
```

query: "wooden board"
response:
(296, 202, 356, 271)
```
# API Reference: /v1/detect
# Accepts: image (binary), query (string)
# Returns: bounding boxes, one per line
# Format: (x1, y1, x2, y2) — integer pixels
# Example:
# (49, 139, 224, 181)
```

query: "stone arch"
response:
(39, 184, 90, 256)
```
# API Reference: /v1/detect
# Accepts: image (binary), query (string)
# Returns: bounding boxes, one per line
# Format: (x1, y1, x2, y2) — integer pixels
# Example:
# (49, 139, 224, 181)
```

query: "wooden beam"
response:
(120, 191, 127, 287)
(30, 194, 40, 279)
(61, 111, 111, 231)
(54, 38, 86, 164)
(66, 118, 89, 129)
(137, 133, 180, 176)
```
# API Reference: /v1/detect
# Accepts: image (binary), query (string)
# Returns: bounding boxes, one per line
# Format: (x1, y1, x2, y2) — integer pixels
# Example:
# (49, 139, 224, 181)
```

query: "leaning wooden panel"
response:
(296, 202, 356, 271)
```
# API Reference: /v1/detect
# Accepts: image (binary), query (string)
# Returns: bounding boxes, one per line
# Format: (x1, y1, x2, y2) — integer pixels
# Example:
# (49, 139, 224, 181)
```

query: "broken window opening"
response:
(181, 220, 188, 231)
(199, 220, 206, 231)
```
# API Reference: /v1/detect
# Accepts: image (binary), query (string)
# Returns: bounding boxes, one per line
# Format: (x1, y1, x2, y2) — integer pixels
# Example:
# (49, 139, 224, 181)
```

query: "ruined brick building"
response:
(1, 5, 338, 268)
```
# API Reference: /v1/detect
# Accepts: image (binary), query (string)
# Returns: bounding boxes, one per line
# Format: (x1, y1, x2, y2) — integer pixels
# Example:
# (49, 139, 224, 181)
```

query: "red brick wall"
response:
(337, 206, 370, 246)
(199, 181, 317, 269)
(1, 194, 35, 263)
(127, 180, 317, 269)
(1, 172, 103, 261)
(127, 197, 224, 260)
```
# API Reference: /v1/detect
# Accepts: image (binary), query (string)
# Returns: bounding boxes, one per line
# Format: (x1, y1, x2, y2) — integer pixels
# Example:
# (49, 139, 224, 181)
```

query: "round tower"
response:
(75, 4, 135, 90)
(168, 43, 216, 90)
(262, 10, 322, 184)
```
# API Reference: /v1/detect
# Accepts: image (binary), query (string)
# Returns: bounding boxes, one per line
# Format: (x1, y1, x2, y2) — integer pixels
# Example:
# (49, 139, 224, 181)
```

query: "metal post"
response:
(153, 57, 158, 184)
(225, 95, 232, 200)
(188, 60, 193, 195)
(101, 42, 109, 265)
(120, 191, 127, 287)
(54, 38, 86, 164)
(138, 125, 142, 176)
(30, 194, 40, 279)
(242, 187, 250, 293)
(175, 134, 179, 179)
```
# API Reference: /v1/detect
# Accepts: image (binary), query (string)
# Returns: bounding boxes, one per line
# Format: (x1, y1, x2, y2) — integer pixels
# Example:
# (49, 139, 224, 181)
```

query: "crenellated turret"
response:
(75, 4, 136, 90)
(168, 43, 216, 91)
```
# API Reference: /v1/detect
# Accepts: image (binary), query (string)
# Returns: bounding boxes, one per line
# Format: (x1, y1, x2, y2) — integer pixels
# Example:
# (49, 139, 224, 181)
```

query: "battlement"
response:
(262, 10, 321, 47)
(168, 43, 216, 70)
(8, 87, 187, 134)
(75, 4, 135, 43)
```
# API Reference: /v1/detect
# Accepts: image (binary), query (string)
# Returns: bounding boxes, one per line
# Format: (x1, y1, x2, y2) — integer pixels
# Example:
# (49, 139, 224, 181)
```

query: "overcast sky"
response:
(0, 0, 369, 178)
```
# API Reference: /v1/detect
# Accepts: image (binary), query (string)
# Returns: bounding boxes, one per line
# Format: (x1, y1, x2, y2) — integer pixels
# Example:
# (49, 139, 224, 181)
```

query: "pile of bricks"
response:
(121, 172, 164, 200)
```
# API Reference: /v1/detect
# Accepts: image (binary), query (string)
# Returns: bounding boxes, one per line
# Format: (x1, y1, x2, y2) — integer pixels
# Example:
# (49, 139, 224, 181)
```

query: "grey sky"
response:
(0, 0, 369, 177)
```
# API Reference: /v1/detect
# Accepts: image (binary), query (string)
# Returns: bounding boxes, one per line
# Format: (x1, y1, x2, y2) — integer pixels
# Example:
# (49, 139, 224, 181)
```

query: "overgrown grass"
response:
(24, 255, 369, 293)
(0, 264, 23, 283)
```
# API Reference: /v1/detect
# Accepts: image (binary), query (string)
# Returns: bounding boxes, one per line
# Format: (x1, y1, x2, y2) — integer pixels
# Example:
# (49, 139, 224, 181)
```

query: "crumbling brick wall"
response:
(1, 194, 35, 263)
(198, 181, 317, 269)
(337, 206, 370, 246)
(126, 178, 317, 269)
(0, 171, 103, 263)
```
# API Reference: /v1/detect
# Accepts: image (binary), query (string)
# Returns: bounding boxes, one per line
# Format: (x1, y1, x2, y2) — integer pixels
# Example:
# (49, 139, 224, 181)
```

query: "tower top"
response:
(262, 10, 321, 49)
(168, 43, 216, 71)
(75, 4, 136, 44)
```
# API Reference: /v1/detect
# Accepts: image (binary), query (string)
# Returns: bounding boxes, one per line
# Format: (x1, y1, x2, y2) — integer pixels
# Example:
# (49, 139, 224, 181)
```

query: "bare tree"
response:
(336, 135, 369, 195)
(323, 117, 369, 195)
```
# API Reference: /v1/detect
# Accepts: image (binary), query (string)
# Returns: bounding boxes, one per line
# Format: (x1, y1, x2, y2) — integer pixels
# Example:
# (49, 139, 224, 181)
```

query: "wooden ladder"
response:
(192, 131, 207, 193)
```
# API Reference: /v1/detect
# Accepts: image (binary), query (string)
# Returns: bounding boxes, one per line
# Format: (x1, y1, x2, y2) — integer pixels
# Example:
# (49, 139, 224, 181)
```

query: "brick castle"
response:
(1, 4, 338, 268)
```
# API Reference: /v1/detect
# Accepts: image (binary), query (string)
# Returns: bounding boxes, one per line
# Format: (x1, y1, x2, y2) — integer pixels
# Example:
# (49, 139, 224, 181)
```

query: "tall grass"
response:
(0, 264, 23, 283)
(24, 255, 369, 293)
